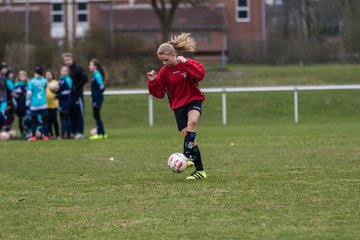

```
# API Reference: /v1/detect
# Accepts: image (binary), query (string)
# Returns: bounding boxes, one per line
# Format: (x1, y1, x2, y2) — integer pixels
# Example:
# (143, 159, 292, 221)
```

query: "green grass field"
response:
(1, 65, 360, 239)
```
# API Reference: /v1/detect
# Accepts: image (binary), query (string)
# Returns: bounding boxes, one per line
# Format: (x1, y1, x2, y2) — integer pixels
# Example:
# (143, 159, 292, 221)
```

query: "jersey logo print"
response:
(37, 86, 44, 99)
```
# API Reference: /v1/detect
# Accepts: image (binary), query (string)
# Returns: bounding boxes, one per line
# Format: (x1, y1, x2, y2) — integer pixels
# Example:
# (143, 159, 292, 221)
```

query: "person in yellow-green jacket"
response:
(45, 70, 60, 139)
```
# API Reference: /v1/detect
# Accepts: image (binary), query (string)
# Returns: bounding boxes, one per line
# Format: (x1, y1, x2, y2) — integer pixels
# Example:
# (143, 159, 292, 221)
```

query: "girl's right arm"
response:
(147, 68, 166, 99)
(25, 82, 32, 107)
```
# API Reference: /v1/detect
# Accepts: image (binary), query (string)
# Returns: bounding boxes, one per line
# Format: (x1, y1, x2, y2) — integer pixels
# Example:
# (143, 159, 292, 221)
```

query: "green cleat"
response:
(186, 170, 207, 180)
(89, 134, 105, 140)
(187, 160, 195, 168)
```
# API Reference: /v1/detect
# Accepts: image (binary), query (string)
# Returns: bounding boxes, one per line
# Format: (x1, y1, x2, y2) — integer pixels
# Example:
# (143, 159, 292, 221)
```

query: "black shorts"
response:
(173, 100, 203, 131)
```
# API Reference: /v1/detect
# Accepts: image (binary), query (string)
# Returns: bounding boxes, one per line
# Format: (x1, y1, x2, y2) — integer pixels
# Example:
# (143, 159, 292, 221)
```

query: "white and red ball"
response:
(168, 153, 188, 173)
(35, 130, 42, 139)
(90, 128, 97, 136)
(0, 131, 10, 141)
(8, 129, 16, 140)
(49, 81, 59, 93)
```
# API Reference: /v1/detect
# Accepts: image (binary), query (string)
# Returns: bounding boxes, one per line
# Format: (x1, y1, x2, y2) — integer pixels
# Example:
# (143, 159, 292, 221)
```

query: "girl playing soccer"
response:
(89, 59, 107, 140)
(57, 66, 73, 139)
(45, 70, 60, 139)
(147, 33, 206, 180)
(0, 63, 8, 130)
(26, 67, 49, 141)
(4, 68, 15, 131)
(13, 70, 28, 138)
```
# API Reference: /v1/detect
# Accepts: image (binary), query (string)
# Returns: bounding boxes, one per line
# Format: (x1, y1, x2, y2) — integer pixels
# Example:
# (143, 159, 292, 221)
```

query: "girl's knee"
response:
(187, 119, 197, 129)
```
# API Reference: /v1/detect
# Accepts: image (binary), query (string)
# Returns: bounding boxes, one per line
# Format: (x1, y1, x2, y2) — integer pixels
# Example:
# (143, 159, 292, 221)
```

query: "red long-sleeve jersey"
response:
(148, 58, 206, 110)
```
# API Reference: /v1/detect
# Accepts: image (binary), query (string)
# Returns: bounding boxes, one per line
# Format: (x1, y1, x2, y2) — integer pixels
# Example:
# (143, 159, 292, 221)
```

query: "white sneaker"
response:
(74, 133, 84, 139)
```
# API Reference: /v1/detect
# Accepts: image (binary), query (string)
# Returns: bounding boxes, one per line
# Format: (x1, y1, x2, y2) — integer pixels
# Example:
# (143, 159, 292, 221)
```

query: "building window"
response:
(236, 0, 250, 23)
(77, 2, 88, 23)
(52, 3, 63, 23)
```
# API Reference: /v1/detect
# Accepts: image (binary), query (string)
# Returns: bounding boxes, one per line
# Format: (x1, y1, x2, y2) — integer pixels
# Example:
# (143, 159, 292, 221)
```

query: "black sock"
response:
(191, 145, 204, 171)
(183, 131, 204, 171)
(183, 131, 196, 158)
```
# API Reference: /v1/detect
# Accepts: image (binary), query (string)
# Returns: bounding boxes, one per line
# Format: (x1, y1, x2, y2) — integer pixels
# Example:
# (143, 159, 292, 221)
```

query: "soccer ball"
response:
(90, 128, 97, 136)
(8, 129, 16, 140)
(49, 81, 59, 93)
(0, 131, 9, 141)
(35, 130, 42, 139)
(168, 153, 188, 173)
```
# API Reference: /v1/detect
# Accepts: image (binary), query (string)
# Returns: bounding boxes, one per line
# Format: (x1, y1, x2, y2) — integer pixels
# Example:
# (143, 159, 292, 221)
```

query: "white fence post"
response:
(294, 87, 299, 124)
(222, 89, 227, 126)
(85, 84, 360, 127)
(148, 95, 153, 127)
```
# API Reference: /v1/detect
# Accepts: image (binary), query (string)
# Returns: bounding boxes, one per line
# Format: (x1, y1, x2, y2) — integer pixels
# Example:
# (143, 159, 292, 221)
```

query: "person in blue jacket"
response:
(13, 70, 28, 137)
(57, 66, 73, 139)
(63, 53, 88, 139)
(26, 67, 49, 141)
(4, 67, 15, 130)
(89, 59, 107, 140)
(6, 67, 14, 101)
(0, 63, 8, 129)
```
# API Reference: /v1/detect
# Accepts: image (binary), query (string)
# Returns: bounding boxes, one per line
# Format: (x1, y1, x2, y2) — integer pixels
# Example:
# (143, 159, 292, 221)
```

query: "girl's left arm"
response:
(95, 73, 105, 91)
(6, 79, 14, 91)
(184, 58, 206, 82)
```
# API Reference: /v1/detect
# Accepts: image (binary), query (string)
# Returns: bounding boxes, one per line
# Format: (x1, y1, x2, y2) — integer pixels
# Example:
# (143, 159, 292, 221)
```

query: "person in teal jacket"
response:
(57, 66, 73, 138)
(0, 63, 7, 129)
(89, 59, 107, 140)
(26, 67, 49, 141)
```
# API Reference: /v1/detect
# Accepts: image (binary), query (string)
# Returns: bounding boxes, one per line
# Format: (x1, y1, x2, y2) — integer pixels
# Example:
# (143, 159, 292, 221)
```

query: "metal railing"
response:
(84, 84, 360, 126)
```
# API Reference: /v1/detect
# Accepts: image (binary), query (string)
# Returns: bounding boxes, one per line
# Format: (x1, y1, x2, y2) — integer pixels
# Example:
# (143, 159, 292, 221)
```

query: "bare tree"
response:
(268, 0, 341, 63)
(149, 0, 205, 42)
(337, 0, 360, 52)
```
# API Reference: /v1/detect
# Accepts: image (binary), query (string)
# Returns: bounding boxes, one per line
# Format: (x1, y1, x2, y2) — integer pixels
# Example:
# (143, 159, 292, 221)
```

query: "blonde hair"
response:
(157, 32, 196, 55)
(17, 70, 28, 82)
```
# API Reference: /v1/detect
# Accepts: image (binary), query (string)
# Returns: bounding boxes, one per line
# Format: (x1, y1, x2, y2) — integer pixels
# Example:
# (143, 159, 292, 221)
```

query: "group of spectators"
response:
(0, 53, 107, 141)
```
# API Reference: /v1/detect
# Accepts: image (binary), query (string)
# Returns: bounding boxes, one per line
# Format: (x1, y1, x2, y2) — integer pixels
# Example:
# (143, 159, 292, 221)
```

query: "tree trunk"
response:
(161, 20, 171, 42)
(150, 0, 182, 43)
(283, 0, 293, 61)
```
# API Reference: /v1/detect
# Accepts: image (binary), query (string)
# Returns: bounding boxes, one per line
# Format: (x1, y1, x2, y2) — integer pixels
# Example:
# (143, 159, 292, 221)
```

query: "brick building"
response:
(0, 0, 266, 62)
